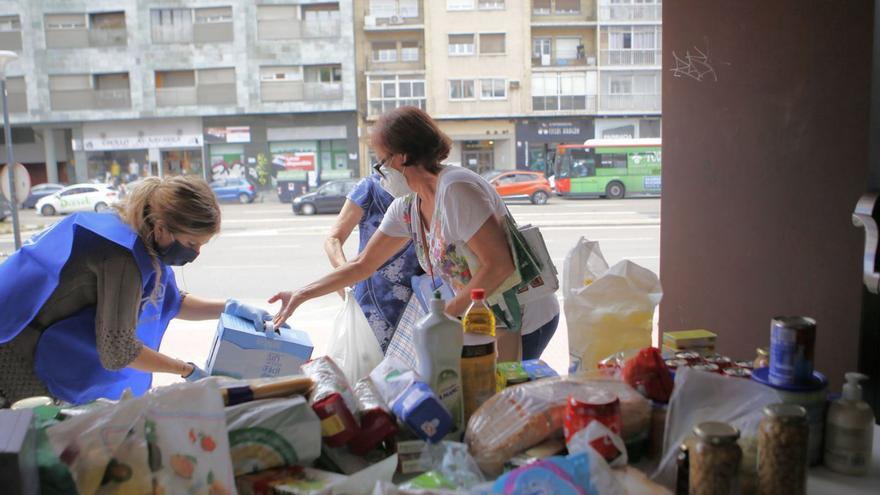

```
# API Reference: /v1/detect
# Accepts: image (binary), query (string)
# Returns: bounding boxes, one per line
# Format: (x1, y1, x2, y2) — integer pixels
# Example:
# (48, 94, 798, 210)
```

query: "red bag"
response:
(621, 347, 674, 403)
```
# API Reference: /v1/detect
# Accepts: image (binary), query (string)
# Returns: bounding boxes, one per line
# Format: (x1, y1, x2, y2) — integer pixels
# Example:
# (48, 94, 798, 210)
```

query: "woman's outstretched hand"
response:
(268, 290, 302, 327)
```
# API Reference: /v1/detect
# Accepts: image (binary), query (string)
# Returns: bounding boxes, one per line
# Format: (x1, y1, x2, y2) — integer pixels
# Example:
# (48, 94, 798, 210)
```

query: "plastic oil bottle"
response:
(462, 288, 495, 337)
(414, 291, 464, 433)
(824, 372, 875, 475)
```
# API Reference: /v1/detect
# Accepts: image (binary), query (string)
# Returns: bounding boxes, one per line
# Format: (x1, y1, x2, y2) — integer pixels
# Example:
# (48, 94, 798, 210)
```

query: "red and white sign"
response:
(274, 152, 316, 171)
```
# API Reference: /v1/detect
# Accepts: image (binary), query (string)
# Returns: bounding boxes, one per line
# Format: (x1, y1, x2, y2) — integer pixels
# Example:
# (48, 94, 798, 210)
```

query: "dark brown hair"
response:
(373, 106, 451, 174)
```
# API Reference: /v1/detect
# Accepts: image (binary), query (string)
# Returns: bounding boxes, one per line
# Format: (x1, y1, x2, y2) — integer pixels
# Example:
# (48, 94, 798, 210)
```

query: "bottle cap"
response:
(693, 421, 739, 444)
(843, 372, 869, 401)
(433, 290, 442, 300)
(471, 288, 486, 300)
(763, 403, 807, 423)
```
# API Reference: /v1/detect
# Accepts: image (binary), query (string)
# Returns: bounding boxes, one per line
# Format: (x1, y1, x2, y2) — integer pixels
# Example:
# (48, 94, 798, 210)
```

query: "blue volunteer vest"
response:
(0, 212, 181, 404)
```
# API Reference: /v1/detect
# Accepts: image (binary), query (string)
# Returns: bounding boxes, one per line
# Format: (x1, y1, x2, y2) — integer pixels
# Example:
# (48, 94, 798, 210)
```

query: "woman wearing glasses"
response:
(323, 171, 423, 353)
(271, 106, 559, 360)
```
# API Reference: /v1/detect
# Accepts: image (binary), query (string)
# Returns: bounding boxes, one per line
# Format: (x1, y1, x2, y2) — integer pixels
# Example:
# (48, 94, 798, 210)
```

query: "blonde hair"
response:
(117, 176, 221, 300)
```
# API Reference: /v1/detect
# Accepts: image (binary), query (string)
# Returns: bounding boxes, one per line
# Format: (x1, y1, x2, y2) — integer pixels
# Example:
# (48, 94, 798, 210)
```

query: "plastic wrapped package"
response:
(417, 442, 485, 491)
(464, 376, 651, 476)
(486, 450, 624, 495)
(301, 356, 361, 448)
(350, 378, 398, 455)
(225, 396, 322, 476)
(652, 367, 780, 489)
(47, 380, 236, 495)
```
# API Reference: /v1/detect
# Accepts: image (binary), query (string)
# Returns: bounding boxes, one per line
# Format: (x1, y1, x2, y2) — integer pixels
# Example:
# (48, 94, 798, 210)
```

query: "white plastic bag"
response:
(328, 288, 384, 385)
(564, 237, 662, 373)
(652, 368, 781, 489)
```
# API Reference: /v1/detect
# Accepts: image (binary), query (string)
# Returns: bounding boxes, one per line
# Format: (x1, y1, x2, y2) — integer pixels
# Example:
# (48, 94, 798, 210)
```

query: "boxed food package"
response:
(207, 313, 314, 379)
(522, 359, 559, 381)
(225, 397, 322, 476)
(235, 466, 348, 495)
(392, 382, 453, 444)
(662, 329, 716, 353)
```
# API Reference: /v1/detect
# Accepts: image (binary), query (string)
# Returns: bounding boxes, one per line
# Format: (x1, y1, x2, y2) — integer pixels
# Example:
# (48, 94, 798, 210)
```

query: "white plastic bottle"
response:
(824, 372, 875, 475)
(414, 291, 464, 433)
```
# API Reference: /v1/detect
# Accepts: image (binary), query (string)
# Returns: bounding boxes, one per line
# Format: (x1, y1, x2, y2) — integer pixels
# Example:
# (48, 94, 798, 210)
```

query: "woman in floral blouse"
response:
(272, 106, 559, 359)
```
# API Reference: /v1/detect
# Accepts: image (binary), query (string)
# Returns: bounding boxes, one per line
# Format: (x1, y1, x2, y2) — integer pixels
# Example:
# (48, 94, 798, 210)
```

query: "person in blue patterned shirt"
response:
(323, 173, 423, 352)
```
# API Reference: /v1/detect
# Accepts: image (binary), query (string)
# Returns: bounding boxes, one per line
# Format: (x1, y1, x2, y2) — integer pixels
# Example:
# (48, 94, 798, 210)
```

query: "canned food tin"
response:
(675, 351, 702, 363)
(723, 367, 752, 379)
(692, 363, 720, 373)
(769, 317, 816, 387)
(706, 355, 733, 369)
(563, 391, 622, 462)
(665, 359, 688, 370)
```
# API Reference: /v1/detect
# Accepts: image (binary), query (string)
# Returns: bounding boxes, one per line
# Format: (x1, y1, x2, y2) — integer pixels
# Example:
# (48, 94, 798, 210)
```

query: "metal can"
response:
(665, 358, 688, 370)
(769, 316, 816, 387)
(563, 391, 622, 462)
(692, 363, 720, 373)
(705, 355, 733, 369)
(675, 351, 702, 364)
(723, 367, 752, 379)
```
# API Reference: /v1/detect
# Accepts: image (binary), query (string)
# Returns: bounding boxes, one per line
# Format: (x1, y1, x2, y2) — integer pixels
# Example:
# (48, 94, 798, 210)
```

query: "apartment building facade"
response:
(0, 0, 358, 189)
(355, 0, 661, 174)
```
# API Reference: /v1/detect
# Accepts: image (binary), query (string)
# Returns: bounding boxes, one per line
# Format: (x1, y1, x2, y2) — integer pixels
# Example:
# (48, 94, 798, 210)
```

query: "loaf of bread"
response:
(465, 377, 651, 476)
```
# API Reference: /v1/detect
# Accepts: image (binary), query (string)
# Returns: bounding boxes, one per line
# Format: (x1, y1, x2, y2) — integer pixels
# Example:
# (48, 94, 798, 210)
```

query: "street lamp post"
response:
(0, 50, 20, 250)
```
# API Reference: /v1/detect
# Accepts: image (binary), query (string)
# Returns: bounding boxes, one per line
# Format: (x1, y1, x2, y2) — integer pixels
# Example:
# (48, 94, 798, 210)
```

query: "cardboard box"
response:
(391, 382, 452, 444)
(662, 330, 717, 351)
(235, 466, 347, 495)
(207, 313, 313, 379)
(0, 409, 38, 495)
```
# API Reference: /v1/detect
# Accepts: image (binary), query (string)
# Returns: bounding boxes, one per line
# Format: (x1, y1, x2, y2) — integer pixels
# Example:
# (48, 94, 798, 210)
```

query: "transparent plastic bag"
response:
(564, 238, 662, 373)
(652, 367, 781, 489)
(464, 376, 651, 476)
(328, 289, 384, 385)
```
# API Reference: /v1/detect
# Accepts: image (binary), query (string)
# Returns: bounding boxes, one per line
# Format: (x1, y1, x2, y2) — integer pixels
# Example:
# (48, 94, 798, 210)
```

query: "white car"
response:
(36, 183, 121, 216)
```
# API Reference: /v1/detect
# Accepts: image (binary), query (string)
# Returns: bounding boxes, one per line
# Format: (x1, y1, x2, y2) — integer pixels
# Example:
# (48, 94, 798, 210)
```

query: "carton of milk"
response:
(206, 313, 314, 379)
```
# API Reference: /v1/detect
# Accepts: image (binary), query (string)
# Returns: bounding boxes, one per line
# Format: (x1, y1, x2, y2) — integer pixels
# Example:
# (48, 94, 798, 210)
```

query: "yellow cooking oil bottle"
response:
(462, 288, 495, 337)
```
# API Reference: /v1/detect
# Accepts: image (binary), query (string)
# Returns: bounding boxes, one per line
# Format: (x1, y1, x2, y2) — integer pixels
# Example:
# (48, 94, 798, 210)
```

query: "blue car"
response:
(210, 178, 257, 203)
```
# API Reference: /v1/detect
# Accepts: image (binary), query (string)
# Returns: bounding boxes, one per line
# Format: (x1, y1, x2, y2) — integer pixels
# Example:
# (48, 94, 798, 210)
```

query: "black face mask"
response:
(156, 238, 199, 266)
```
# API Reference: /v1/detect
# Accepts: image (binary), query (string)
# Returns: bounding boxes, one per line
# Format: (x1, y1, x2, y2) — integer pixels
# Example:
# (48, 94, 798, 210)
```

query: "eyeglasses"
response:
(372, 157, 388, 178)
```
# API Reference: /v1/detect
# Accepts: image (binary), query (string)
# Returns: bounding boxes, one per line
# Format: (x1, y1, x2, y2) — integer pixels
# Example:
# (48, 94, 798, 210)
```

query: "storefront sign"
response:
(79, 134, 203, 151)
(515, 119, 594, 143)
(272, 152, 316, 171)
(205, 126, 251, 144)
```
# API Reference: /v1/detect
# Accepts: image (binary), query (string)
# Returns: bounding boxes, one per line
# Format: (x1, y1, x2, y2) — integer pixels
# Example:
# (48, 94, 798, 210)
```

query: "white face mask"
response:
(379, 165, 413, 198)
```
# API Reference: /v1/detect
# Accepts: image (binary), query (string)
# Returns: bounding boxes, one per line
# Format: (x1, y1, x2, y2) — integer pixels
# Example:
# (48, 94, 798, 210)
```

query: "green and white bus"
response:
(552, 138, 661, 199)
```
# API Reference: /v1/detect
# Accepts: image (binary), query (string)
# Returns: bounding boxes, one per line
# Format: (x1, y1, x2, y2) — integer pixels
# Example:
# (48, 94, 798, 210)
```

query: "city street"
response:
(0, 196, 661, 386)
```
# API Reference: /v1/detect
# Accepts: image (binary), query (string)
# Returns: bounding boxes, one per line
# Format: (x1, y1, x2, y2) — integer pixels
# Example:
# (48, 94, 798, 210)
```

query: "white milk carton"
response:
(206, 313, 314, 379)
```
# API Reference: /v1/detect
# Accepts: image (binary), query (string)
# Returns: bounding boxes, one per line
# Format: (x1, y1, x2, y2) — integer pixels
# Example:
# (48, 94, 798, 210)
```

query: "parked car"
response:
(36, 183, 120, 216)
(22, 183, 65, 209)
(292, 180, 358, 215)
(482, 170, 552, 205)
(210, 178, 257, 204)
(0, 195, 11, 221)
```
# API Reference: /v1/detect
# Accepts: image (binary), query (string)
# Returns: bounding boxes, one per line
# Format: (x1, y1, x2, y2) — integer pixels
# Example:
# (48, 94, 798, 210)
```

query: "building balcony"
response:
(156, 85, 237, 107)
(598, 2, 662, 23)
(193, 22, 234, 43)
(50, 88, 131, 111)
(46, 27, 127, 49)
(257, 19, 342, 40)
(0, 31, 22, 51)
(368, 98, 426, 118)
(532, 94, 598, 113)
(88, 27, 127, 47)
(260, 81, 343, 103)
(364, 7, 424, 30)
(532, 54, 598, 69)
(600, 49, 661, 67)
(4, 92, 26, 113)
(600, 93, 660, 112)
(365, 54, 425, 73)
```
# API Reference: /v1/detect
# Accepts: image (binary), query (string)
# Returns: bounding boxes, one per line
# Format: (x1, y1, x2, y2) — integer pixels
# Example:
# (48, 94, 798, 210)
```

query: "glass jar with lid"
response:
(757, 403, 808, 495)
(690, 421, 742, 495)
